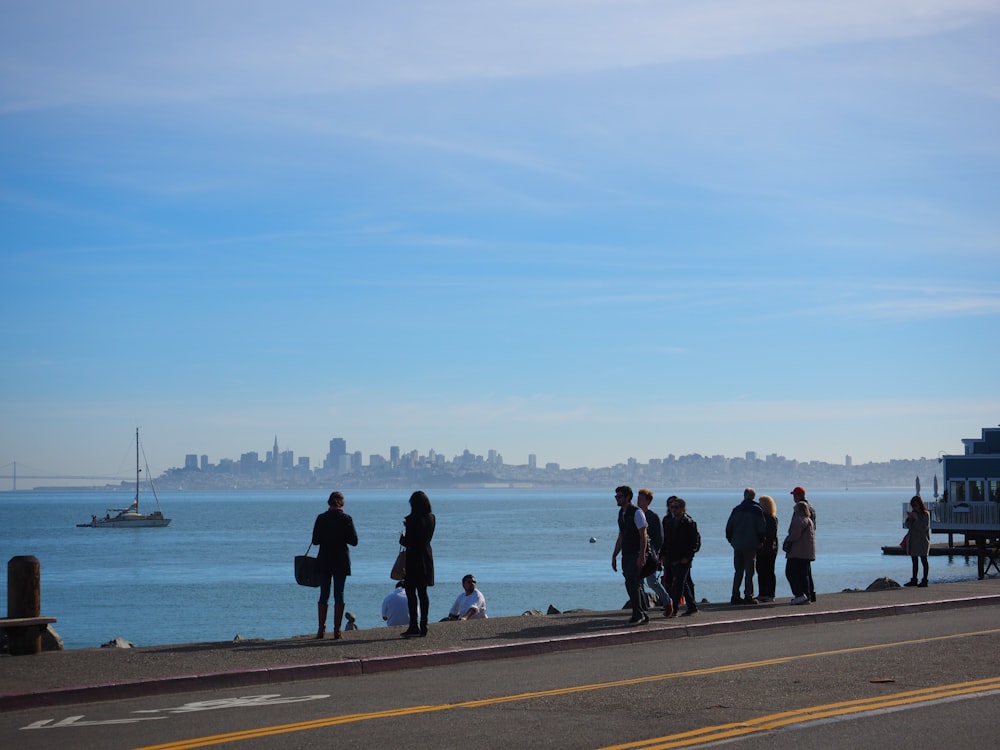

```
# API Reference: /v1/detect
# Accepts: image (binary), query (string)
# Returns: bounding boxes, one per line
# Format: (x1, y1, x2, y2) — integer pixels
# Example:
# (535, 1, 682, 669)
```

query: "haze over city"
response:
(2, 2, 999, 483)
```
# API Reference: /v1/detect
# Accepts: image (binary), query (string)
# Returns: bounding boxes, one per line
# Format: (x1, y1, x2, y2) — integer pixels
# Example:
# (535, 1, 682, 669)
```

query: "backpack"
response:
(691, 518, 702, 555)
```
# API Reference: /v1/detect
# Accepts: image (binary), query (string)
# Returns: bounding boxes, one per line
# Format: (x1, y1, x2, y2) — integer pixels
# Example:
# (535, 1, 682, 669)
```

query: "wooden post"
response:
(7, 555, 42, 655)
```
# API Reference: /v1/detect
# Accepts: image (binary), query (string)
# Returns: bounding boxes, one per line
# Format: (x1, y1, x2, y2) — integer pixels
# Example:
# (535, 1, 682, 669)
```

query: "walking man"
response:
(726, 488, 766, 605)
(662, 496, 700, 616)
(637, 488, 672, 616)
(611, 485, 649, 625)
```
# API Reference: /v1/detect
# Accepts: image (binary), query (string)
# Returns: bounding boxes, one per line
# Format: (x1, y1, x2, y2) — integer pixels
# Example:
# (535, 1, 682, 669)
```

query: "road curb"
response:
(4, 594, 1000, 712)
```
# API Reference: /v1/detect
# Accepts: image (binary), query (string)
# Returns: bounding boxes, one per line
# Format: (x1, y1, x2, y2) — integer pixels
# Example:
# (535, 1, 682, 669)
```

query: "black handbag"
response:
(640, 547, 658, 578)
(294, 544, 322, 587)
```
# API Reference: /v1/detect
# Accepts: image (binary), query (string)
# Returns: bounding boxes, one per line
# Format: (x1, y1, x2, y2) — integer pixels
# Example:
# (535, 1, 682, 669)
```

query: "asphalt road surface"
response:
(5, 604, 1000, 749)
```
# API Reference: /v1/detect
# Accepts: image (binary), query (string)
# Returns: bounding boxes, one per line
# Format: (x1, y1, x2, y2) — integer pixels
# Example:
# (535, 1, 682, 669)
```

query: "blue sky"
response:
(2, 1, 999, 484)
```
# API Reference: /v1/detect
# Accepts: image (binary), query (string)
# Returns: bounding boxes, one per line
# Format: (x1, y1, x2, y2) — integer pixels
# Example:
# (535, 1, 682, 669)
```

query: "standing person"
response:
(400, 490, 436, 638)
(637, 488, 672, 616)
(782, 499, 816, 605)
(311, 491, 359, 640)
(904, 495, 931, 587)
(756, 495, 779, 602)
(725, 488, 766, 605)
(448, 574, 488, 620)
(611, 485, 650, 625)
(791, 486, 817, 601)
(662, 496, 700, 616)
(382, 581, 410, 626)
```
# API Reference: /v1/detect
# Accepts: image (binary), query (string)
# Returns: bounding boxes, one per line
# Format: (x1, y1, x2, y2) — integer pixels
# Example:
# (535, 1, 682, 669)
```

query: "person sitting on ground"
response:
(382, 580, 411, 626)
(447, 574, 487, 620)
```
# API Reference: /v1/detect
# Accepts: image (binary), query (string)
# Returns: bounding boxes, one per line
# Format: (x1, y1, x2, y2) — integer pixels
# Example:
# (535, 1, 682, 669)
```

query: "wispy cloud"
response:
(4, 1, 998, 109)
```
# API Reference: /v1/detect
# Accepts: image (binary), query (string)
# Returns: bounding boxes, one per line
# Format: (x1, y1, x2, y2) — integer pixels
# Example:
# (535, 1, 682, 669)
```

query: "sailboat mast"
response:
(135, 427, 141, 509)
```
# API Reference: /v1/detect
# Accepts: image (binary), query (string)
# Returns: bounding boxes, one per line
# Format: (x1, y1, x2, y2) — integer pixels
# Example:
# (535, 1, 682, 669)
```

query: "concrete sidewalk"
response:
(3, 578, 1000, 712)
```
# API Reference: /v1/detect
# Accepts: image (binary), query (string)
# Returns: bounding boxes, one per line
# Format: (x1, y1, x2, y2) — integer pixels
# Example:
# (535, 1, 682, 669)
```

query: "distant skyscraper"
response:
(845, 455, 852, 467)
(390, 445, 400, 469)
(528, 454, 537, 469)
(325, 438, 347, 470)
(273, 436, 281, 479)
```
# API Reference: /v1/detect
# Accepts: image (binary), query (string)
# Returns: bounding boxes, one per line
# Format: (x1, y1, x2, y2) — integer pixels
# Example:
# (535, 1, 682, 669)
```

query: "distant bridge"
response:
(0, 462, 131, 491)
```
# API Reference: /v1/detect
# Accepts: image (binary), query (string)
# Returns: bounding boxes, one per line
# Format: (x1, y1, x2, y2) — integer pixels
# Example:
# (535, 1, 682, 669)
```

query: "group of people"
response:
(723, 486, 817, 606)
(310, 489, 487, 641)
(612, 486, 700, 623)
(611, 484, 834, 625)
(723, 485, 820, 607)
(312, 484, 933, 638)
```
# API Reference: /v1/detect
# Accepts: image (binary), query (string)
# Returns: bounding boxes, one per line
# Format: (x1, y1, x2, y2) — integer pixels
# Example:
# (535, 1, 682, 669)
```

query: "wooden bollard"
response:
(7, 555, 42, 655)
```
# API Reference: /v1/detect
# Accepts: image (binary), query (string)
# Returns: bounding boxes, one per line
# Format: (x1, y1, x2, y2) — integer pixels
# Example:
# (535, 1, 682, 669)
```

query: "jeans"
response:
(669, 560, 696, 612)
(732, 548, 757, 600)
(404, 582, 429, 628)
(785, 558, 810, 598)
(644, 568, 672, 609)
(318, 572, 347, 606)
(622, 552, 643, 618)
(756, 548, 777, 599)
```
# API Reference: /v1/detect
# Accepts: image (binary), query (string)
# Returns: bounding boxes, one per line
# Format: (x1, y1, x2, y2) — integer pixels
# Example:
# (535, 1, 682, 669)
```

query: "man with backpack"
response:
(661, 496, 700, 617)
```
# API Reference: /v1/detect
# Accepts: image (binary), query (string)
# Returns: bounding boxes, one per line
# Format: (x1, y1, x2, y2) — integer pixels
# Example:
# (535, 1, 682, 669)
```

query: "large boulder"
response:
(41, 625, 63, 652)
(866, 577, 901, 591)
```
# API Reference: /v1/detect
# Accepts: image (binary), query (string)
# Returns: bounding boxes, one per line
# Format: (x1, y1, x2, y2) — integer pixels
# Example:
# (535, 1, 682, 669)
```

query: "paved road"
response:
(4, 596, 1000, 749)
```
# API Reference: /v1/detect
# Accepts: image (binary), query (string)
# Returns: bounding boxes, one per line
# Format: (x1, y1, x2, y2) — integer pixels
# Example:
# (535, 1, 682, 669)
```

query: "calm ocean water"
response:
(0, 487, 980, 650)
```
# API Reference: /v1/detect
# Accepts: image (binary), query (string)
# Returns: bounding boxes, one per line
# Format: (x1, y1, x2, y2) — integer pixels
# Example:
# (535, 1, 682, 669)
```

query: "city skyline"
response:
(3, 3, 999, 483)
(1, 428, 948, 491)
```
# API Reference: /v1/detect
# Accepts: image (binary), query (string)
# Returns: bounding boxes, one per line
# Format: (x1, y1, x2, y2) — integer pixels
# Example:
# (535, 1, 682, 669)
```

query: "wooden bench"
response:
(0, 616, 57, 655)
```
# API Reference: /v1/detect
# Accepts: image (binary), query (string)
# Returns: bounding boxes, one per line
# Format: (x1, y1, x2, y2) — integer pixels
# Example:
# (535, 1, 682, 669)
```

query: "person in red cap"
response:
(790, 487, 816, 602)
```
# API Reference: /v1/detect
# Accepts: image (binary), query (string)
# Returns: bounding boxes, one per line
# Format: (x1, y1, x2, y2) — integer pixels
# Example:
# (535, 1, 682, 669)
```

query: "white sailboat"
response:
(77, 429, 171, 528)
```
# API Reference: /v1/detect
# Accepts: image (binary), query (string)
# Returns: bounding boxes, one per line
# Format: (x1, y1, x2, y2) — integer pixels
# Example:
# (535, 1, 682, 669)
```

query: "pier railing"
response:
(911, 502, 1000, 533)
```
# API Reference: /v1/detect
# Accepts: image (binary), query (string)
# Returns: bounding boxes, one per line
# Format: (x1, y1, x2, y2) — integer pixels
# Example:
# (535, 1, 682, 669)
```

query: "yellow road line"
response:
(600, 676, 1000, 749)
(135, 627, 1000, 750)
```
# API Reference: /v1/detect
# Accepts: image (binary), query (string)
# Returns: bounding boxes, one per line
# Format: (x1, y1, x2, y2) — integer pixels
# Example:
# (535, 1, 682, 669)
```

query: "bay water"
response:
(0, 487, 978, 650)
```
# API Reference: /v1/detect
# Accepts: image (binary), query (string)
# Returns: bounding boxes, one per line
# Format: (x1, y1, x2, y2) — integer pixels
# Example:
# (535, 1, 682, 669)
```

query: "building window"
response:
(970, 480, 985, 502)
(950, 481, 966, 503)
(989, 480, 1000, 503)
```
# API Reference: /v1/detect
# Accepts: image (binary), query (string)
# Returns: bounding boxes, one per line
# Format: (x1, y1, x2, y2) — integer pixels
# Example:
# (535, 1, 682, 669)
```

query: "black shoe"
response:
(419, 623, 428, 636)
(627, 614, 645, 625)
(681, 608, 697, 616)
(918, 580, 928, 588)
(809, 593, 816, 602)
(401, 627, 421, 638)
(904, 579, 918, 587)
(743, 597, 758, 605)
(730, 596, 742, 605)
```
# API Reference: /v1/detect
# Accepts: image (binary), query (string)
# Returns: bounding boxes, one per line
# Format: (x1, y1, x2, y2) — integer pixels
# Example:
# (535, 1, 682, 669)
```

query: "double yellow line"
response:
(137, 628, 1000, 750)
(603, 676, 1000, 749)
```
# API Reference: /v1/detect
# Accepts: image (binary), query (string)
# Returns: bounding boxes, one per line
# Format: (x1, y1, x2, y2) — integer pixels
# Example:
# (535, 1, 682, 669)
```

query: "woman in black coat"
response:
(311, 491, 358, 640)
(400, 490, 436, 637)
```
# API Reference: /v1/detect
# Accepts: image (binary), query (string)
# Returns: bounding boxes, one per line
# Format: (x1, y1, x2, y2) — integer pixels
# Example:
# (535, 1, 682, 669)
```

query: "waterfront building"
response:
(929, 424, 1000, 577)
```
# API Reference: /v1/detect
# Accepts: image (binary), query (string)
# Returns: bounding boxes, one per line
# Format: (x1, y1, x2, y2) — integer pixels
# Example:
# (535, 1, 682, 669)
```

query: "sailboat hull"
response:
(77, 515, 171, 528)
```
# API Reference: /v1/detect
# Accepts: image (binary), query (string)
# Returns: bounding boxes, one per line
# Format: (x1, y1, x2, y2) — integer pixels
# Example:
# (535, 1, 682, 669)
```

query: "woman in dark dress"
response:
(400, 490, 436, 637)
(311, 491, 358, 640)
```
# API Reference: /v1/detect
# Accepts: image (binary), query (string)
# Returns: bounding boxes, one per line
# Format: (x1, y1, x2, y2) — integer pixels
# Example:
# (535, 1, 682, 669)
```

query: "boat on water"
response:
(77, 429, 171, 528)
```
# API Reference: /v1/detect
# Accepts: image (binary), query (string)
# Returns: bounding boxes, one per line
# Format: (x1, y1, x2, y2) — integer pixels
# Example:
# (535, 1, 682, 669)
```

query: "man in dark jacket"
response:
(661, 497, 699, 616)
(726, 488, 766, 605)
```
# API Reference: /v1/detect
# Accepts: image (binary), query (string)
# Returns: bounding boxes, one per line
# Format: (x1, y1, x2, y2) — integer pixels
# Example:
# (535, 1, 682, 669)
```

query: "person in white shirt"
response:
(382, 581, 410, 626)
(448, 574, 487, 620)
